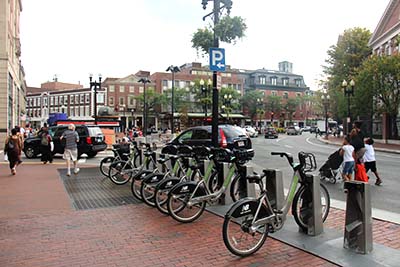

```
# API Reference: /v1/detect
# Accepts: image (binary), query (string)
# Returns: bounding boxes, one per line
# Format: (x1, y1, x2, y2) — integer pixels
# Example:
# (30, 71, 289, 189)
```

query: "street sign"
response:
(209, 48, 226, 72)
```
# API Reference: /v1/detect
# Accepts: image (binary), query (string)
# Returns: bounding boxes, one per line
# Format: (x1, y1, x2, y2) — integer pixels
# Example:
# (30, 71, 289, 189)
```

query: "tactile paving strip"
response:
(58, 167, 141, 210)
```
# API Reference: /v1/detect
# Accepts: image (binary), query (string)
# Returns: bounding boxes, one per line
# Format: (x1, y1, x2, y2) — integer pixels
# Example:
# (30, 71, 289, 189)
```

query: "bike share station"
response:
(206, 161, 400, 266)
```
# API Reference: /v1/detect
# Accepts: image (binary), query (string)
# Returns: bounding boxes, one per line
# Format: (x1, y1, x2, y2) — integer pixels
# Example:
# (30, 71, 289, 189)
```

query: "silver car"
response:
(244, 126, 258, 138)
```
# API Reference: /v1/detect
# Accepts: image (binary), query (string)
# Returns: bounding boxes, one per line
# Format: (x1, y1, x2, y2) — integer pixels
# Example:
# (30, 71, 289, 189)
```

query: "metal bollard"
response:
(307, 174, 323, 236)
(343, 181, 373, 254)
(263, 169, 285, 211)
(222, 162, 233, 206)
(245, 165, 256, 198)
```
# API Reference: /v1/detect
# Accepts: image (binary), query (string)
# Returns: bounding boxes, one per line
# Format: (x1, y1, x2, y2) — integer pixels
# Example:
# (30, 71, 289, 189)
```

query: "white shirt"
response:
(363, 144, 375, 162)
(342, 144, 355, 162)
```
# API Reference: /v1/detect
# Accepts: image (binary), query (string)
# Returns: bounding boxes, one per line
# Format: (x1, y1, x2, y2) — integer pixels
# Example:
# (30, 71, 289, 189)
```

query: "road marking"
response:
(306, 137, 333, 148)
(284, 145, 293, 149)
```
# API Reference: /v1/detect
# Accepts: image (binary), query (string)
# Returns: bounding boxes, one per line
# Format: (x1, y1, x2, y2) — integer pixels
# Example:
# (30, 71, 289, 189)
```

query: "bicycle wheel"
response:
(167, 182, 206, 223)
(133, 152, 141, 168)
(108, 161, 133, 185)
(130, 170, 151, 200)
(292, 183, 330, 232)
(140, 174, 166, 207)
(100, 156, 115, 177)
(207, 170, 221, 193)
(223, 199, 269, 257)
(230, 174, 248, 202)
(154, 178, 181, 215)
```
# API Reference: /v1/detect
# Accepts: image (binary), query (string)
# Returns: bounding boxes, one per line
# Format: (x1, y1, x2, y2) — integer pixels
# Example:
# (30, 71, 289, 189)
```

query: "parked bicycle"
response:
(222, 151, 330, 257)
(166, 147, 253, 223)
(99, 142, 139, 178)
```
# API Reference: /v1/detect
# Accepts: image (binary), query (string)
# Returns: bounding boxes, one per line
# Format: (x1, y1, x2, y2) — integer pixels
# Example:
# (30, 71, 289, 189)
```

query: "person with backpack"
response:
(40, 128, 53, 164)
(4, 128, 23, 175)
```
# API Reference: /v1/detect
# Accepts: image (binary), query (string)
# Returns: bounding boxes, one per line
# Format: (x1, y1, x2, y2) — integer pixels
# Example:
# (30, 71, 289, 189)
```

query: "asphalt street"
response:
(250, 132, 400, 214)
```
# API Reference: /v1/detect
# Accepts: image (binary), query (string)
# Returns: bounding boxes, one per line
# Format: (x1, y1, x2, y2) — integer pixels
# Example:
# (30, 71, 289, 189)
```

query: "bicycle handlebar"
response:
(271, 152, 294, 166)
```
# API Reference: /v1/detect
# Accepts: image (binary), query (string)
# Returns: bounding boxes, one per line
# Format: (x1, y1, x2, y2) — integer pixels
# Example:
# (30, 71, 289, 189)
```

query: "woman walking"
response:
(40, 128, 53, 164)
(4, 128, 23, 175)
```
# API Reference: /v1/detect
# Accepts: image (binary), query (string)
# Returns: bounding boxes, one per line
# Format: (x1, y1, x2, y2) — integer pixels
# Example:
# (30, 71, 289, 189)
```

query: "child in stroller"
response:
(319, 149, 343, 184)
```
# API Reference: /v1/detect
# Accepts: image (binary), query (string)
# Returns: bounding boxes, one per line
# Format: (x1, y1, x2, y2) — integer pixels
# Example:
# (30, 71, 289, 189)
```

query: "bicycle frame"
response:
(189, 160, 239, 205)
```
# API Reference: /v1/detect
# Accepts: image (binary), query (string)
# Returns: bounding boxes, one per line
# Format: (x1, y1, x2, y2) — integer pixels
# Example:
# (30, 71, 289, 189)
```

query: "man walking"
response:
(60, 124, 79, 176)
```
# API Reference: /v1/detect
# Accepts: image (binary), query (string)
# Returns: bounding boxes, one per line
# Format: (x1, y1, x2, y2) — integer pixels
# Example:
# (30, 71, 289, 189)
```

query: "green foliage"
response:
(135, 87, 166, 113)
(192, 16, 246, 56)
(241, 90, 264, 120)
(356, 55, 400, 138)
(323, 27, 372, 121)
(162, 87, 191, 112)
(191, 28, 214, 55)
(265, 95, 282, 115)
(284, 97, 300, 122)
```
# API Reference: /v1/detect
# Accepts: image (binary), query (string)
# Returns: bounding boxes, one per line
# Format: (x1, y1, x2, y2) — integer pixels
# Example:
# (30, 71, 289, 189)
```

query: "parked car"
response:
(23, 125, 107, 159)
(264, 127, 278, 139)
(244, 126, 258, 138)
(302, 126, 311, 132)
(286, 126, 302, 135)
(166, 124, 254, 159)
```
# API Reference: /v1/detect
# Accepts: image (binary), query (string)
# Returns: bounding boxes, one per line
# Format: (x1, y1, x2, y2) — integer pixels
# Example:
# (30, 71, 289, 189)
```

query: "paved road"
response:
(250, 132, 400, 214)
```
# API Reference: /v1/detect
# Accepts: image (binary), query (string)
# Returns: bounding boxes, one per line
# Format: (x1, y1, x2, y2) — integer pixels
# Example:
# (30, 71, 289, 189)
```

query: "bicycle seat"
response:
(157, 158, 169, 164)
(168, 155, 180, 160)
(143, 151, 154, 157)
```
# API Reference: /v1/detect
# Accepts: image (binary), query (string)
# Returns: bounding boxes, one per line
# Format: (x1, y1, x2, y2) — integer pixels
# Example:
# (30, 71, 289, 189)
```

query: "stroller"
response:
(319, 149, 343, 184)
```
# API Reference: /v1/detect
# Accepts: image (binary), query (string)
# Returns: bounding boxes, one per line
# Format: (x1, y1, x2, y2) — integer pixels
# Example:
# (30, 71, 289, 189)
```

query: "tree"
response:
(135, 87, 166, 114)
(323, 27, 372, 121)
(162, 87, 190, 113)
(191, 16, 247, 56)
(241, 90, 264, 120)
(283, 97, 300, 123)
(356, 55, 400, 138)
(265, 95, 282, 121)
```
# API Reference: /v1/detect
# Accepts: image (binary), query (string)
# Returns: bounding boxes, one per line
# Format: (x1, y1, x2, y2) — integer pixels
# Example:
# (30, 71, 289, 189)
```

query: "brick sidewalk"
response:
(1, 163, 399, 266)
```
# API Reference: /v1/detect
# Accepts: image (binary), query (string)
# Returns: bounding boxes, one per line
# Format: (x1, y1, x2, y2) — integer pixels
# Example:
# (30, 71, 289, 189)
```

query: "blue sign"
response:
(209, 48, 226, 72)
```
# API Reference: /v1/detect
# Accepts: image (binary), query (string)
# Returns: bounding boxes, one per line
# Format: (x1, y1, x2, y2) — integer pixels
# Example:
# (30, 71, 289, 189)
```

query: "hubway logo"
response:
(166, 181, 173, 188)
(180, 185, 189, 193)
(240, 204, 251, 215)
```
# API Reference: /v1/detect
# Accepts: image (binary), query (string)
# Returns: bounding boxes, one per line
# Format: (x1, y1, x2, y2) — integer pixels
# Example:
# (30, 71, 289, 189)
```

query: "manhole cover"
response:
(58, 167, 141, 210)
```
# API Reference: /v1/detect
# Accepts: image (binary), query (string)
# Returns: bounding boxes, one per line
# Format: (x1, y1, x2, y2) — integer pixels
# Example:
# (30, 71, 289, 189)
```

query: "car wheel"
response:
(24, 146, 37, 159)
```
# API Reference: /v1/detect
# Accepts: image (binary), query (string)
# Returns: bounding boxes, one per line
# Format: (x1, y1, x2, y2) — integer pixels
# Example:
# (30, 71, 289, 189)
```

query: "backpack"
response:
(7, 138, 15, 150)
(41, 134, 49, 146)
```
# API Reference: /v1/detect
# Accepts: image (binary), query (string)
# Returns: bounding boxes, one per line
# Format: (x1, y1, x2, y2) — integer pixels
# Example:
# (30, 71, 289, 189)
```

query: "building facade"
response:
(369, 0, 400, 140)
(0, 0, 26, 141)
(26, 81, 106, 129)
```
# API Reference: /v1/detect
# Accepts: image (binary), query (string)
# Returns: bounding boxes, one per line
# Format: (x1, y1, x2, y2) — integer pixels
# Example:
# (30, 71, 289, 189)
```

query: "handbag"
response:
(50, 141, 54, 152)
(355, 163, 368, 182)
(4, 153, 8, 161)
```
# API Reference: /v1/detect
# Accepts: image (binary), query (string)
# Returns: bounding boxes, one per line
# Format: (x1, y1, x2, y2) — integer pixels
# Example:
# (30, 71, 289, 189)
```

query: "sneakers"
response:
(11, 168, 16, 175)
(66, 171, 71, 177)
(74, 168, 80, 175)
(375, 179, 383, 186)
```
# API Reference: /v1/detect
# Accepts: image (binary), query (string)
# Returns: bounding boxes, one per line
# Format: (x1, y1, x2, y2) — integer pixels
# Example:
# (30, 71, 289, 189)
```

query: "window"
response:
(272, 91, 277, 96)
(129, 86, 135, 93)
(162, 80, 168, 88)
(55, 96, 58, 105)
(119, 85, 125, 93)
(50, 97, 54, 105)
(109, 85, 115, 92)
(119, 97, 124, 105)
(109, 97, 114, 106)
(295, 79, 302, 87)
(296, 93, 301, 98)
(129, 96, 136, 106)
(80, 106, 84, 116)
(139, 86, 144, 93)
(64, 96, 68, 105)
(282, 78, 289, 86)
(177, 130, 193, 143)
(271, 77, 277, 85)
(85, 94, 90, 103)
(192, 129, 211, 140)
(283, 92, 288, 99)
(75, 95, 79, 104)
(259, 76, 266, 85)
(70, 95, 74, 104)
(75, 106, 79, 116)
(80, 94, 84, 103)
(174, 80, 179, 88)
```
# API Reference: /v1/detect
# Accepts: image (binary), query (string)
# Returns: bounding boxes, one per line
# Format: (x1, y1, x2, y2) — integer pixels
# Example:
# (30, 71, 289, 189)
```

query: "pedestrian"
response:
(349, 121, 366, 161)
(14, 126, 24, 165)
(40, 128, 53, 164)
(340, 136, 355, 182)
(4, 128, 23, 175)
(363, 138, 383, 186)
(60, 124, 79, 176)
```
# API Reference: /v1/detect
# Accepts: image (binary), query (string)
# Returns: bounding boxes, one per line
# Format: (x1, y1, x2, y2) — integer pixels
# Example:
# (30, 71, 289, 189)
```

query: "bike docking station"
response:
(302, 174, 324, 236)
(343, 181, 373, 254)
(263, 169, 285, 212)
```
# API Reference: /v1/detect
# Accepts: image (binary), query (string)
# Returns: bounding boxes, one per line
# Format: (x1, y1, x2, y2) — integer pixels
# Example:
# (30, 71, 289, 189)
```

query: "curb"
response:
(317, 137, 400, 154)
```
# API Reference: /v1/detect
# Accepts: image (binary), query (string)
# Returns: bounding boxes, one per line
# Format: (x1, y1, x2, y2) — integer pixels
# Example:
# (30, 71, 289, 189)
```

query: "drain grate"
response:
(58, 167, 141, 210)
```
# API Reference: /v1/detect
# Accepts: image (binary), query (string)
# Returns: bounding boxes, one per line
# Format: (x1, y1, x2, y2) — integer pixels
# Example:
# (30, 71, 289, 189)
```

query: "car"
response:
(286, 126, 301, 135)
(166, 124, 254, 159)
(302, 126, 311, 132)
(310, 126, 318, 133)
(23, 124, 107, 159)
(244, 126, 258, 138)
(264, 127, 278, 139)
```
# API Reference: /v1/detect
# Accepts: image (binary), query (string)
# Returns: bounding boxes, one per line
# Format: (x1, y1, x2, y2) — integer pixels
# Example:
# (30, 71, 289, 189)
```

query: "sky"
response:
(20, 0, 390, 90)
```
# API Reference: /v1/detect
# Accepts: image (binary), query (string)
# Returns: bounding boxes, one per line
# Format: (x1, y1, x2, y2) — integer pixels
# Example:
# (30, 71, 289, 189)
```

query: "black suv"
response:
(23, 125, 107, 159)
(166, 124, 254, 159)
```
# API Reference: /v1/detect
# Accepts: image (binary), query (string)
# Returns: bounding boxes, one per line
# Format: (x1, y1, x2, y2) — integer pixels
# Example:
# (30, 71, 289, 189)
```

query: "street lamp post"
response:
(138, 78, 151, 138)
(89, 74, 102, 124)
(200, 79, 207, 124)
(257, 98, 263, 129)
(223, 94, 232, 123)
(166, 65, 180, 134)
(342, 79, 355, 135)
(321, 93, 330, 139)
(202, 0, 232, 147)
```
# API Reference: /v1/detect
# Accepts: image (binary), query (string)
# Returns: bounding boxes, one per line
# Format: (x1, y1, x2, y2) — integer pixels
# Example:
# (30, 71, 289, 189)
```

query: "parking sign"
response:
(209, 48, 226, 72)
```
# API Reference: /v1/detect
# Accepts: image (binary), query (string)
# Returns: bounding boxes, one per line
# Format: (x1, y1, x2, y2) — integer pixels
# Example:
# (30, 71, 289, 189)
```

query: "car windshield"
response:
(223, 126, 247, 138)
